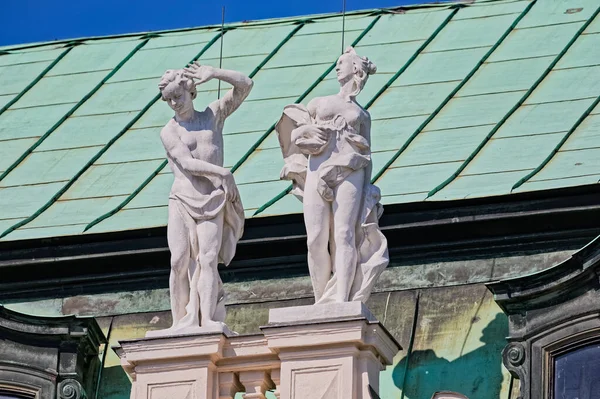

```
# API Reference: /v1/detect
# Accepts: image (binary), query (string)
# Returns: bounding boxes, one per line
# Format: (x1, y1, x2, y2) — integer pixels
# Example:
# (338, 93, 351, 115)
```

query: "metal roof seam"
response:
(253, 5, 463, 217)
(370, 0, 537, 185)
(427, 4, 600, 199)
(248, 23, 307, 79)
(0, 38, 151, 183)
(363, 7, 462, 111)
(229, 14, 383, 175)
(83, 161, 166, 232)
(82, 22, 310, 233)
(511, 94, 600, 190)
(0, 46, 74, 117)
(0, 32, 224, 239)
(525, 171, 600, 183)
(9, 101, 79, 111)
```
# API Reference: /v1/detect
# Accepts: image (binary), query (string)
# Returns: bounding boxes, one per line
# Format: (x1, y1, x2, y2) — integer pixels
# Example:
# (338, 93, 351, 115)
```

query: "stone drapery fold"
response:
(276, 104, 388, 303)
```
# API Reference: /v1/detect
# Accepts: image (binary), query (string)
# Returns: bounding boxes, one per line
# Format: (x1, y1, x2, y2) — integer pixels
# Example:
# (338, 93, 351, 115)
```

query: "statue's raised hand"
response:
(183, 62, 216, 85)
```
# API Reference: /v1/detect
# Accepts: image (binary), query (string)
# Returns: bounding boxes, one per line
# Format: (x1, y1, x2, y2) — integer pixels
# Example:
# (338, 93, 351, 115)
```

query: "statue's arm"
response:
(183, 63, 253, 122)
(211, 68, 253, 120)
(291, 98, 324, 143)
(160, 127, 229, 178)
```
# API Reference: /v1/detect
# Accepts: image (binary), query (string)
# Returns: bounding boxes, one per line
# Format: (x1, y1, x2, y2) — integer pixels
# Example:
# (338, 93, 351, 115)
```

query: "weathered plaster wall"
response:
(3, 250, 567, 399)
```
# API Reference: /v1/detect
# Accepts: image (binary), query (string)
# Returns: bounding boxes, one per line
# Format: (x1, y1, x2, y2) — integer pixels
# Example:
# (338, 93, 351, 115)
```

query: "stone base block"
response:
(262, 302, 401, 399)
(117, 303, 400, 399)
(117, 331, 280, 399)
(116, 333, 227, 399)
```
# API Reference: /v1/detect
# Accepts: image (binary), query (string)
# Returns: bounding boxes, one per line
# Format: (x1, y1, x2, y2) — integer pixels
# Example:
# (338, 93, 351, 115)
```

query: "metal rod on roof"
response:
(218, 6, 225, 99)
(341, 0, 346, 52)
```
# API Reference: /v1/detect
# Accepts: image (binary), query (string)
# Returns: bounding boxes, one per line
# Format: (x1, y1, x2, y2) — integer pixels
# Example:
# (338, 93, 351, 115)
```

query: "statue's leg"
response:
(195, 211, 224, 326)
(332, 169, 365, 302)
(304, 172, 333, 302)
(167, 203, 191, 328)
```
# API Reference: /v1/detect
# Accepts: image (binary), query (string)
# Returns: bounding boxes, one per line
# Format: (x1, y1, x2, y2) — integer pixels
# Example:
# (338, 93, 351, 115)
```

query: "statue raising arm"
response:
(183, 62, 253, 122)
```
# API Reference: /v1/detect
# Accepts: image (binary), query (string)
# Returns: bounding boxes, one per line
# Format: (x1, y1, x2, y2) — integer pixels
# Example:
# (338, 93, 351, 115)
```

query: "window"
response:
(486, 236, 600, 399)
(554, 343, 600, 399)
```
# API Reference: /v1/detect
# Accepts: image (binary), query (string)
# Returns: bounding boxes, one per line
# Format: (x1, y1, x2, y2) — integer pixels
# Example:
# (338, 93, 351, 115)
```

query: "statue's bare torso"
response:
(307, 95, 370, 170)
(164, 106, 224, 196)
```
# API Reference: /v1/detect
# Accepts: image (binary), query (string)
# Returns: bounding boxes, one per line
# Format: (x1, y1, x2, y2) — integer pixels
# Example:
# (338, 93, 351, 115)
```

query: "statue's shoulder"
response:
(306, 96, 329, 114)
(160, 118, 178, 139)
(307, 95, 329, 107)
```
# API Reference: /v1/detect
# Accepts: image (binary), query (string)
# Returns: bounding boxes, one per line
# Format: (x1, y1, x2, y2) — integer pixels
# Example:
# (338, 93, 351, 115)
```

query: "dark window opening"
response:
(554, 343, 600, 399)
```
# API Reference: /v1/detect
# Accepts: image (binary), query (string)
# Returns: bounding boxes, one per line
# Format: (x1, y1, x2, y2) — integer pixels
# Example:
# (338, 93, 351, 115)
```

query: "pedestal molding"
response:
(117, 305, 400, 399)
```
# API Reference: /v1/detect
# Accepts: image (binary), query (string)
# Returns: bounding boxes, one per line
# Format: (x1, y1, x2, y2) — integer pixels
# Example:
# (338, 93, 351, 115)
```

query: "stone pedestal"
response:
(117, 333, 227, 399)
(116, 303, 400, 399)
(263, 302, 400, 399)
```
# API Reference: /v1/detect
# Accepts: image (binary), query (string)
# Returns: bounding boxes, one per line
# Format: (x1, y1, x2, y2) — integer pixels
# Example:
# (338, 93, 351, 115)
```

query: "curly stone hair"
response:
(342, 47, 377, 97)
(158, 69, 197, 101)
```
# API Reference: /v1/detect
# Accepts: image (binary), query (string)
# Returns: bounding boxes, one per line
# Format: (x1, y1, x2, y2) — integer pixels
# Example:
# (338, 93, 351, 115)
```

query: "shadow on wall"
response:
(392, 313, 508, 399)
(97, 366, 132, 399)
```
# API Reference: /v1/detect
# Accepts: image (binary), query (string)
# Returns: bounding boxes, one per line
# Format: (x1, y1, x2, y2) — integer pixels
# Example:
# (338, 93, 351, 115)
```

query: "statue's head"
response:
(335, 47, 377, 97)
(158, 69, 197, 115)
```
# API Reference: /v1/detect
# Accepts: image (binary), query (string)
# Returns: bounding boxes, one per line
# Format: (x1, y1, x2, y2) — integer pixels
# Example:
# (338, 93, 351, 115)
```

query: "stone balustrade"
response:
(116, 302, 400, 399)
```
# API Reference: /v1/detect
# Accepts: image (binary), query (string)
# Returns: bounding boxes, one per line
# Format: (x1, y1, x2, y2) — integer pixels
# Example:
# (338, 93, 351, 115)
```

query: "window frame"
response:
(487, 235, 600, 399)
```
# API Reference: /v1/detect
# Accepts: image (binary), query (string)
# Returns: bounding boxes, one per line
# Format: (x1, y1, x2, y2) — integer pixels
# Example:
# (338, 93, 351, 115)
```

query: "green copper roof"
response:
(0, 0, 599, 241)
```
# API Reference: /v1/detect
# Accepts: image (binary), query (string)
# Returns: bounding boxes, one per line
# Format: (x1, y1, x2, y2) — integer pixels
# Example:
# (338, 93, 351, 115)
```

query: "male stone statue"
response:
(147, 63, 252, 336)
(276, 47, 389, 304)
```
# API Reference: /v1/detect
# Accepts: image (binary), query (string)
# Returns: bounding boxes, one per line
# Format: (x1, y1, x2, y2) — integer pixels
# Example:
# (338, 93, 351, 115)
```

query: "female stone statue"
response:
(151, 63, 252, 335)
(276, 47, 388, 304)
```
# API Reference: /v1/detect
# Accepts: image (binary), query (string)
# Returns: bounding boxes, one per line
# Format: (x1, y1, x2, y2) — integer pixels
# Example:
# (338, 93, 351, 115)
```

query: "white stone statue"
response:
(276, 47, 389, 304)
(150, 63, 253, 336)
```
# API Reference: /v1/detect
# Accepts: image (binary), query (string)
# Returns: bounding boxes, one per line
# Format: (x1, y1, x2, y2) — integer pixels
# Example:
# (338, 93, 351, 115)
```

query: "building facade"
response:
(1, 0, 599, 397)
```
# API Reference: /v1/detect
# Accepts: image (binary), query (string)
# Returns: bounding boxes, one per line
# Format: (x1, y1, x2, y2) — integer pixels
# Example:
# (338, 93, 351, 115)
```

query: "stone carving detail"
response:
(502, 342, 528, 399)
(292, 366, 340, 398)
(276, 47, 389, 304)
(148, 382, 194, 399)
(505, 342, 525, 367)
(154, 63, 253, 334)
(218, 372, 243, 399)
(58, 379, 86, 399)
(239, 370, 274, 399)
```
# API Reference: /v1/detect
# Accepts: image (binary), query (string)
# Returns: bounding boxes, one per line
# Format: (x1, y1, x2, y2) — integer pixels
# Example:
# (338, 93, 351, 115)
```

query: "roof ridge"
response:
(0, 0, 516, 53)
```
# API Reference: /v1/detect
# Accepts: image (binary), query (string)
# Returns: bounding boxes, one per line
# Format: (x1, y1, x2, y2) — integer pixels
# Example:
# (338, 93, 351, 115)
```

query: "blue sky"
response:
(1, 0, 423, 46)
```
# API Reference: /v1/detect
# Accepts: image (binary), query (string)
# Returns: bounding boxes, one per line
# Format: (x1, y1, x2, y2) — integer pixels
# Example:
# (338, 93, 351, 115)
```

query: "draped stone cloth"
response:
(169, 181, 244, 316)
(276, 104, 389, 304)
